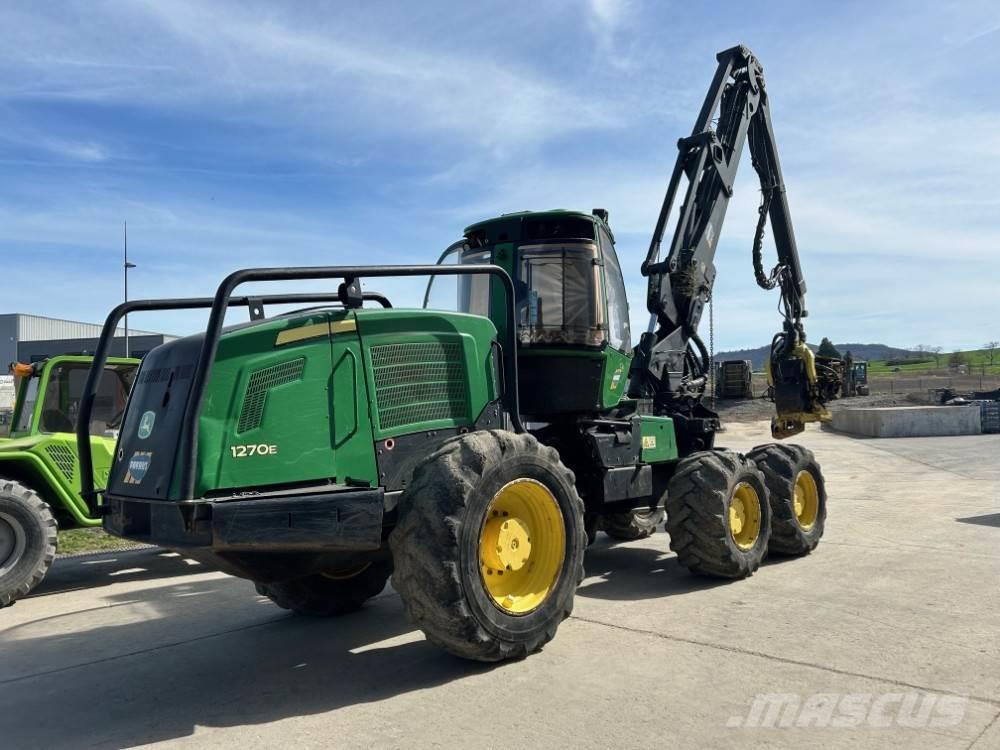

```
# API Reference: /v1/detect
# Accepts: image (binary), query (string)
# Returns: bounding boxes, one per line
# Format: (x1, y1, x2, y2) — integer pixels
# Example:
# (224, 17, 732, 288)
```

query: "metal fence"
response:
(868, 375, 1000, 395)
(746, 373, 1000, 399)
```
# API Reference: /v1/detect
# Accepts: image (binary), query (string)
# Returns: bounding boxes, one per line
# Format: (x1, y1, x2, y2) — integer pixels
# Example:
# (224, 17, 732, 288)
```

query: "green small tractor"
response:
(0, 356, 138, 606)
(77, 47, 833, 662)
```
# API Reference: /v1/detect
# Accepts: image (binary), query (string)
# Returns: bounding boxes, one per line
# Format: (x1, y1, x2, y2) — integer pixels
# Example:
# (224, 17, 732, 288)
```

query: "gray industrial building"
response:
(0, 313, 175, 368)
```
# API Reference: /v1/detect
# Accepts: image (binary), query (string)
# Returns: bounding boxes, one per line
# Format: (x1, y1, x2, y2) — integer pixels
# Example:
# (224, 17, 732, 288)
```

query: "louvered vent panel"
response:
(45, 443, 77, 482)
(370, 342, 469, 430)
(237, 358, 306, 433)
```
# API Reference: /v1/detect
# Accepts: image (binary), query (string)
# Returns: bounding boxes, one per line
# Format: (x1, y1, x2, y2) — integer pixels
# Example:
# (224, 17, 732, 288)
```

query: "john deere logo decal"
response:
(137, 411, 156, 439)
(124, 451, 153, 485)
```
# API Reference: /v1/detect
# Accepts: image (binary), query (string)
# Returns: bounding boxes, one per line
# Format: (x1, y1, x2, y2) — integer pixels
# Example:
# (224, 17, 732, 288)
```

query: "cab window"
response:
(516, 242, 606, 347)
(598, 228, 631, 352)
(13, 378, 39, 433)
(457, 249, 492, 317)
(36, 363, 136, 435)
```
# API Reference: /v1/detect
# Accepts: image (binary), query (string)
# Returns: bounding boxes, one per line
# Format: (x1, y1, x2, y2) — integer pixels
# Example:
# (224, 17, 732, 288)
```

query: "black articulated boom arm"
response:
(626, 44, 830, 440)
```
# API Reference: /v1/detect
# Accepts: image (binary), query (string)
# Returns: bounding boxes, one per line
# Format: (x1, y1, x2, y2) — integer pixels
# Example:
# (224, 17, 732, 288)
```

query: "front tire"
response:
(390, 430, 585, 662)
(748, 444, 827, 555)
(0, 480, 58, 608)
(664, 451, 770, 579)
(255, 559, 392, 616)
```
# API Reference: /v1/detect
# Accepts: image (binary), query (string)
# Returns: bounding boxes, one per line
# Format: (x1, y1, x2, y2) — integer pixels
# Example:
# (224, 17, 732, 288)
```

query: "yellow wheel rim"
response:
(479, 479, 565, 615)
(793, 470, 819, 530)
(729, 482, 762, 550)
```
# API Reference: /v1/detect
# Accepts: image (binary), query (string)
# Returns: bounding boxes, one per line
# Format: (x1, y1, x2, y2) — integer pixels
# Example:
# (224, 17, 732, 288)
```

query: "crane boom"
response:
(627, 45, 830, 441)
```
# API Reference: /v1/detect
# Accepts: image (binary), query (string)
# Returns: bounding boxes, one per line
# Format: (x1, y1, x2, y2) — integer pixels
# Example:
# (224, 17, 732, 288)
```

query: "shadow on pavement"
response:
(5, 532, 822, 747)
(0, 577, 498, 749)
(28, 548, 206, 598)
(577, 535, 728, 600)
(956, 512, 1000, 528)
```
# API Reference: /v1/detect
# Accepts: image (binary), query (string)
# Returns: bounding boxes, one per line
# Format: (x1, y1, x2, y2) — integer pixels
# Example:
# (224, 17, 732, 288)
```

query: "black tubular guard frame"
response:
(77, 264, 520, 512)
(76, 290, 391, 512)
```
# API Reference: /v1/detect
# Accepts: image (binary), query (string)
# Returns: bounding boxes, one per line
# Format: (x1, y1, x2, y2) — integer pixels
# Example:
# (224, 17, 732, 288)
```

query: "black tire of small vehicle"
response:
(255, 559, 393, 616)
(664, 450, 770, 579)
(389, 430, 586, 662)
(603, 509, 666, 540)
(0, 480, 58, 608)
(747, 443, 827, 556)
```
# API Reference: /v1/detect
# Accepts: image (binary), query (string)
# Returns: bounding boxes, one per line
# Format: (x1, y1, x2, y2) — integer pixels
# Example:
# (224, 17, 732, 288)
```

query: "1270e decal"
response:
(230, 444, 278, 458)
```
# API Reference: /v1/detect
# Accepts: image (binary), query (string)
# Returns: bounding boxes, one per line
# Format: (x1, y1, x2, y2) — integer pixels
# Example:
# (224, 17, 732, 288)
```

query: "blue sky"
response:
(2, 0, 998, 351)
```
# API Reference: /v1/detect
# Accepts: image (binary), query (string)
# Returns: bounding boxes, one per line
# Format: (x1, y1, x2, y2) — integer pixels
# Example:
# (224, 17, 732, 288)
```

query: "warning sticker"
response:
(124, 451, 153, 485)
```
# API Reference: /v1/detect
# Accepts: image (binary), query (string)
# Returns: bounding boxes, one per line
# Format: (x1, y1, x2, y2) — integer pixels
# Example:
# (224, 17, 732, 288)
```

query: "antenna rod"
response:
(123, 221, 129, 357)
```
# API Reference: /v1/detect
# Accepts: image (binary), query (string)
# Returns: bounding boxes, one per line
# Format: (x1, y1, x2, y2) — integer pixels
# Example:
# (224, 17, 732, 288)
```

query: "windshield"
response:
(516, 243, 605, 347)
(37, 363, 137, 435)
(426, 238, 608, 349)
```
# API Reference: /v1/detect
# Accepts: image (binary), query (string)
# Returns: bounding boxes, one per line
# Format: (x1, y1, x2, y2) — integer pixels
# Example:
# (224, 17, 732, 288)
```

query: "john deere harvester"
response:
(78, 46, 830, 661)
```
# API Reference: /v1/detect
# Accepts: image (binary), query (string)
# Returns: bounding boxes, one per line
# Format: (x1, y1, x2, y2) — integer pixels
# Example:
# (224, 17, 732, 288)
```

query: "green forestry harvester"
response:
(76, 46, 831, 660)
(0, 356, 138, 606)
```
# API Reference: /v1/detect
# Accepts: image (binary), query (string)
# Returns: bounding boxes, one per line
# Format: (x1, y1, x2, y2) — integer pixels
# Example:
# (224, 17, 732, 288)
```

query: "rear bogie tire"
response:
(255, 558, 392, 616)
(748, 443, 827, 555)
(0, 479, 58, 608)
(664, 451, 770, 579)
(390, 430, 586, 662)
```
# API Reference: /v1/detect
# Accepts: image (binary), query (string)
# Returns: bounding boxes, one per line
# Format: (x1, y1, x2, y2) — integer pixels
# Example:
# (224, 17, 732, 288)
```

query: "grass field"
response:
(58, 527, 144, 556)
(866, 346, 1000, 375)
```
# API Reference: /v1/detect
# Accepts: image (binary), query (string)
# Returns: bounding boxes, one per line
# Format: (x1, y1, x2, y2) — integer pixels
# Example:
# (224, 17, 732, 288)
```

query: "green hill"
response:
(715, 343, 917, 370)
(715, 344, 1000, 375)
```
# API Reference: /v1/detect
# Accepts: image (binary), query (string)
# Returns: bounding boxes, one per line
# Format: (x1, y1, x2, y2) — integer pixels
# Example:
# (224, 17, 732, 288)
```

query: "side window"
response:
(14, 378, 39, 433)
(458, 249, 492, 317)
(599, 229, 631, 352)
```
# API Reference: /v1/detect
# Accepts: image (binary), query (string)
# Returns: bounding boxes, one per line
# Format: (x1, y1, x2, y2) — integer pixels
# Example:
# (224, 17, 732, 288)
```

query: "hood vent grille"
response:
(371, 342, 469, 431)
(238, 358, 306, 434)
(45, 443, 77, 482)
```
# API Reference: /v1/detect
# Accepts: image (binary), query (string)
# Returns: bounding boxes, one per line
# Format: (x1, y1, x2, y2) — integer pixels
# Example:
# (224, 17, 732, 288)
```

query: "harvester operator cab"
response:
(430, 209, 632, 420)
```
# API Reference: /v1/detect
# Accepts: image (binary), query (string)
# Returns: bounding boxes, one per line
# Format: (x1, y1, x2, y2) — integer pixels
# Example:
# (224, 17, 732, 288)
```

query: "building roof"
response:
(0, 313, 170, 341)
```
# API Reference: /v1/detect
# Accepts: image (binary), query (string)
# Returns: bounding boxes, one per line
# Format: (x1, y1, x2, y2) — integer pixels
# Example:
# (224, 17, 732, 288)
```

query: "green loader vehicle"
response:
(77, 45, 832, 661)
(0, 356, 138, 607)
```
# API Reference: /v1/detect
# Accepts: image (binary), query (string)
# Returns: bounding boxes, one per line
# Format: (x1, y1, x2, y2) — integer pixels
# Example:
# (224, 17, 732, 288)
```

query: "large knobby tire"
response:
(255, 559, 392, 616)
(0, 480, 58, 608)
(389, 430, 586, 662)
(748, 443, 827, 555)
(664, 451, 771, 579)
(603, 509, 665, 540)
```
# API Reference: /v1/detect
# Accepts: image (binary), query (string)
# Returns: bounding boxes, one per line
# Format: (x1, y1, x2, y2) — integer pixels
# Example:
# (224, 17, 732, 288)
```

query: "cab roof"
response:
(463, 209, 614, 247)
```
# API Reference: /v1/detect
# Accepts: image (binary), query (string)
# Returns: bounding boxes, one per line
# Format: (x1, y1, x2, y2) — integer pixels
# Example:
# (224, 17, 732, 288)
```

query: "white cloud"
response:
(39, 138, 109, 162)
(589, 0, 628, 28)
(0, 1, 622, 151)
(586, 0, 636, 70)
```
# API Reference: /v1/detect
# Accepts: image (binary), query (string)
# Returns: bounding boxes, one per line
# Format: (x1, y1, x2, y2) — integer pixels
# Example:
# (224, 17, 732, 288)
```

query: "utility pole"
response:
(123, 221, 136, 357)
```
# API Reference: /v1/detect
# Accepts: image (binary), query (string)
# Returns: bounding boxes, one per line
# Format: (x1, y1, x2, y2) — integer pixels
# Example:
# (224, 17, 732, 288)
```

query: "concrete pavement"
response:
(1, 422, 998, 749)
